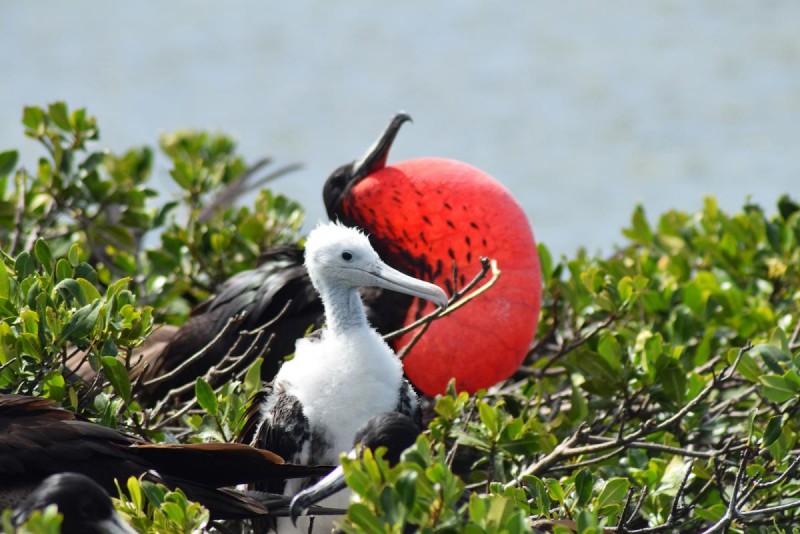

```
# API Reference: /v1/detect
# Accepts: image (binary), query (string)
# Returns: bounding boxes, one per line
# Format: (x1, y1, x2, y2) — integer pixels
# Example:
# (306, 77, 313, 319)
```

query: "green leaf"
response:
(55, 278, 85, 306)
(733, 350, 762, 382)
(102, 356, 132, 404)
(22, 106, 46, 133)
(14, 251, 34, 279)
(694, 503, 726, 522)
(486, 494, 515, 526)
(55, 258, 72, 282)
(195, 378, 218, 416)
(760, 374, 799, 403)
(347, 502, 384, 534)
(0, 264, 9, 298)
(379, 486, 401, 524)
(623, 204, 653, 244)
(48, 102, 71, 130)
(545, 478, 565, 503)
(753, 343, 790, 374)
(42, 371, 65, 401)
(126, 477, 144, 511)
(161, 502, 184, 524)
(0, 150, 18, 177)
(469, 493, 488, 522)
(33, 238, 54, 274)
(243, 358, 263, 397)
(575, 509, 599, 534)
(568, 381, 589, 423)
(596, 478, 629, 510)
(538, 243, 553, 280)
(60, 301, 102, 340)
(76, 278, 102, 303)
(141, 481, 166, 508)
(524, 476, 550, 516)
(477, 401, 499, 437)
(763, 415, 784, 447)
(597, 334, 622, 370)
(574, 468, 593, 507)
(68, 243, 81, 266)
(395, 470, 417, 509)
(655, 357, 687, 405)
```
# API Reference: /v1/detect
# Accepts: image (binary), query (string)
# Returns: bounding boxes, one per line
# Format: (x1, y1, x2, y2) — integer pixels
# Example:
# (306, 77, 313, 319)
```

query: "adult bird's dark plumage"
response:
(119, 110, 539, 406)
(0, 394, 332, 519)
(12, 473, 136, 534)
(240, 222, 446, 533)
(289, 412, 421, 524)
(137, 245, 324, 403)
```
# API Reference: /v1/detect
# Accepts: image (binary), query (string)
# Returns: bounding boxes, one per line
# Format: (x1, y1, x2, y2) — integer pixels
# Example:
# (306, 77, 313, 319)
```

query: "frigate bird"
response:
(12, 473, 136, 534)
(240, 222, 447, 533)
(126, 112, 540, 404)
(289, 412, 421, 525)
(0, 394, 332, 519)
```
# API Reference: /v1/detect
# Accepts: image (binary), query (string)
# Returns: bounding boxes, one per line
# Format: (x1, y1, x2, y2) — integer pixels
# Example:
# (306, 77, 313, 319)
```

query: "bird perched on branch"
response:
(240, 222, 447, 533)
(0, 394, 332, 519)
(132, 112, 540, 404)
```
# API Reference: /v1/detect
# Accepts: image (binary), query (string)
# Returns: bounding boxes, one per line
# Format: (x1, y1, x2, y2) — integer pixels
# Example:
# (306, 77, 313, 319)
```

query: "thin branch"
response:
(393, 258, 500, 360)
(142, 315, 243, 389)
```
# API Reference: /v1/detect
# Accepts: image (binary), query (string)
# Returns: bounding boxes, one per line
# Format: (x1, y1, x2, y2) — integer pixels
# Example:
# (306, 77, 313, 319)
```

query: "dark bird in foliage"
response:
(289, 412, 421, 525)
(12, 473, 136, 534)
(240, 222, 446, 533)
(138, 246, 323, 402)
(133, 111, 540, 403)
(0, 394, 332, 519)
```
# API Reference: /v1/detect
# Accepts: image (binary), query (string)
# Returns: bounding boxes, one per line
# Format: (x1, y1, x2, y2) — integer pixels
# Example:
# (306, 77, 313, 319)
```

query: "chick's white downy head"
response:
(304, 222, 448, 307)
(304, 222, 381, 290)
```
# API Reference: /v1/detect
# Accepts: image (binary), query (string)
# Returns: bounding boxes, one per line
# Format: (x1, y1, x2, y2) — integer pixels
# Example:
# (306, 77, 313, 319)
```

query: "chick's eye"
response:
(341, 251, 353, 261)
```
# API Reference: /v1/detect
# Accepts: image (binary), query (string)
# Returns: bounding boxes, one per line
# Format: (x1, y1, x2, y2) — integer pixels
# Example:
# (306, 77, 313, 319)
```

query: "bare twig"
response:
(392, 258, 501, 360)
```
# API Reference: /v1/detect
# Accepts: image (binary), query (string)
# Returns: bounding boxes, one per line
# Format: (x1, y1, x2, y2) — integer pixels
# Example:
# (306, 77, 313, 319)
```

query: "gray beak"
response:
(368, 261, 448, 309)
(351, 112, 412, 181)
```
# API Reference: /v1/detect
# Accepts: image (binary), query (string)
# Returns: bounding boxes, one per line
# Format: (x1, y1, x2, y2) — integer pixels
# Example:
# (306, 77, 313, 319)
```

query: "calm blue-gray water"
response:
(1, 1, 798, 256)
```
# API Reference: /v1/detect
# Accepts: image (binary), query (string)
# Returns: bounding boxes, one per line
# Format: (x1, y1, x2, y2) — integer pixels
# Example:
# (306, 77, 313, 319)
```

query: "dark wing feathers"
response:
(0, 394, 330, 518)
(241, 384, 314, 533)
(243, 383, 311, 496)
(139, 246, 324, 402)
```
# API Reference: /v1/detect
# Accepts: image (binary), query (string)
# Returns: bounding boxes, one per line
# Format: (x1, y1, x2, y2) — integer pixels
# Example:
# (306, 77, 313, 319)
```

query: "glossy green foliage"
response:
(148, 130, 304, 323)
(0, 238, 152, 407)
(0, 104, 302, 420)
(114, 477, 209, 534)
(0, 102, 304, 326)
(0, 103, 304, 532)
(343, 196, 800, 532)
(1, 506, 62, 534)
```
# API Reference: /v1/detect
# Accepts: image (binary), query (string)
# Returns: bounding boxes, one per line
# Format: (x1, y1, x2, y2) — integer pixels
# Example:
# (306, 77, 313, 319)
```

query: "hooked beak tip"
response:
(435, 291, 449, 310)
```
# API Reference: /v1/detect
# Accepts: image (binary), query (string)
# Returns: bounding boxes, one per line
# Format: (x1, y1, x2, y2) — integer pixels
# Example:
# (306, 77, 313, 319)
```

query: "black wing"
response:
(139, 245, 324, 403)
(0, 394, 323, 519)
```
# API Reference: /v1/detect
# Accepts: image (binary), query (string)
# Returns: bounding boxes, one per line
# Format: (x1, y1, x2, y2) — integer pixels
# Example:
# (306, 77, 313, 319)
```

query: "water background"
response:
(1, 1, 798, 257)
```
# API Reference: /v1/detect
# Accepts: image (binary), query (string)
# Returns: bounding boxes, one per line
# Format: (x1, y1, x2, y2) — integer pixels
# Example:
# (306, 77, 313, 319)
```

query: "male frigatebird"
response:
(135, 112, 540, 401)
(12, 473, 136, 534)
(240, 222, 447, 533)
(289, 412, 421, 525)
(0, 394, 331, 519)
